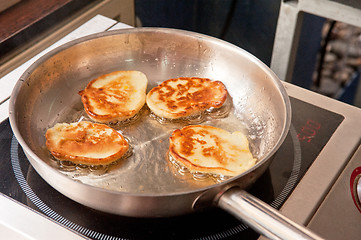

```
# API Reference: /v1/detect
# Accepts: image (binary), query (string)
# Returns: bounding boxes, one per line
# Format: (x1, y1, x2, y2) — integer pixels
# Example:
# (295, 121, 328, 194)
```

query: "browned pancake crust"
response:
(79, 71, 147, 123)
(169, 125, 256, 176)
(169, 125, 232, 175)
(46, 121, 129, 165)
(146, 77, 227, 119)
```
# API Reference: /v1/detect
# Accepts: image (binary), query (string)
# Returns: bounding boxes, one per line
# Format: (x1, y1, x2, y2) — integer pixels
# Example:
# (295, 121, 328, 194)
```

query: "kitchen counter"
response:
(0, 0, 75, 43)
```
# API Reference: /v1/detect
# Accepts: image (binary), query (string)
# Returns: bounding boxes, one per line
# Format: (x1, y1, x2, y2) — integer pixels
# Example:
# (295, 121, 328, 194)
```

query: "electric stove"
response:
(1, 15, 361, 240)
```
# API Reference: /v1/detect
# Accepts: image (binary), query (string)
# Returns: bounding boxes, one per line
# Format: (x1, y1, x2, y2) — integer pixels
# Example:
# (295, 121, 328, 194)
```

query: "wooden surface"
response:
(0, 0, 73, 44)
(0, 0, 21, 13)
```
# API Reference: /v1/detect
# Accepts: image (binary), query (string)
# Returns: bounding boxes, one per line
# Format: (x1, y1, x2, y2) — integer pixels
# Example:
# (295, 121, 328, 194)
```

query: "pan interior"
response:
(11, 29, 289, 195)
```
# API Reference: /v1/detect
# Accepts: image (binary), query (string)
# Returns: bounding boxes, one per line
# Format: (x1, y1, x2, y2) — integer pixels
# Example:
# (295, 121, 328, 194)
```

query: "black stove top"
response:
(0, 97, 344, 240)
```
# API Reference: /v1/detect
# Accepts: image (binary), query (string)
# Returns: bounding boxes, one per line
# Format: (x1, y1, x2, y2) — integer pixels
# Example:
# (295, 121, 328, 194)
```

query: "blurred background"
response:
(1, 0, 361, 107)
(134, 0, 361, 107)
(135, 0, 280, 67)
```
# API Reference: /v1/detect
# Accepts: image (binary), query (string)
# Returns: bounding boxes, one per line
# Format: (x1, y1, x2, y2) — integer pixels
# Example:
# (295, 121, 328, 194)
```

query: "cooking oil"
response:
(149, 95, 232, 126)
(168, 152, 232, 183)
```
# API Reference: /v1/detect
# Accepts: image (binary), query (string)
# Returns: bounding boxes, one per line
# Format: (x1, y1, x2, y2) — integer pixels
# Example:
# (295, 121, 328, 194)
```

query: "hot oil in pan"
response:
(168, 152, 232, 183)
(44, 90, 263, 195)
(148, 96, 232, 125)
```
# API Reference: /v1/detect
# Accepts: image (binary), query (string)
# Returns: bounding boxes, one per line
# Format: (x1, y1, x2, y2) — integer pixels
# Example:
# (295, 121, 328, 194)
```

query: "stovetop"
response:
(0, 97, 344, 239)
(1, 15, 361, 240)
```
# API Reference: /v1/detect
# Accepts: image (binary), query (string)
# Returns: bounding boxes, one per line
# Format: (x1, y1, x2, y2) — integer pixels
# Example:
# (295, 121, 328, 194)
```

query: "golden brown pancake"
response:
(169, 125, 256, 176)
(46, 121, 129, 165)
(146, 77, 227, 119)
(79, 70, 148, 123)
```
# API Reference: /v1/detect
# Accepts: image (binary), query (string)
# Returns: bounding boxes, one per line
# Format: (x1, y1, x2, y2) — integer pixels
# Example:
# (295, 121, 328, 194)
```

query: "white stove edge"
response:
(0, 193, 88, 240)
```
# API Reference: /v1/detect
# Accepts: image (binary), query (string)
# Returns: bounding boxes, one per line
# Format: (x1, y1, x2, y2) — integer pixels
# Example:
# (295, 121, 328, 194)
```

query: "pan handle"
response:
(217, 187, 324, 240)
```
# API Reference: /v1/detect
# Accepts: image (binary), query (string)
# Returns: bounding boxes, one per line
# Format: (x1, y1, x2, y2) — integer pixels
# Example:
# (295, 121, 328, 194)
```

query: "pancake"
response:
(79, 70, 148, 123)
(169, 125, 256, 176)
(146, 77, 227, 119)
(46, 121, 129, 165)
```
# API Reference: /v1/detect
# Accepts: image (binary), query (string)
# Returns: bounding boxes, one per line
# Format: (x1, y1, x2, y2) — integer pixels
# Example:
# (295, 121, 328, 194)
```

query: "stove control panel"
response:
(307, 144, 361, 240)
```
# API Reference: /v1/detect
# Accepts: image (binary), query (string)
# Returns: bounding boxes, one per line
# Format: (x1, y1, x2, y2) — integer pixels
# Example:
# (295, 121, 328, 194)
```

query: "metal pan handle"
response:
(217, 187, 324, 240)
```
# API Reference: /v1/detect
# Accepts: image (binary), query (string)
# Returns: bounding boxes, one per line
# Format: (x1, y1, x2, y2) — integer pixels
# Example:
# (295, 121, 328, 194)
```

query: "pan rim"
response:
(9, 27, 292, 198)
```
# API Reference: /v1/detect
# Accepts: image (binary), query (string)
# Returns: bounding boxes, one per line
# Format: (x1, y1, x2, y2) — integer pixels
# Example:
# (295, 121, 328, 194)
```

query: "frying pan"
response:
(9, 28, 322, 239)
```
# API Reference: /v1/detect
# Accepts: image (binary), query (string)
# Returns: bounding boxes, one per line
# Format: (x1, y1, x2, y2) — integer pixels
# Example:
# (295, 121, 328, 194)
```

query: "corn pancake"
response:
(46, 121, 129, 165)
(79, 70, 148, 123)
(169, 125, 256, 176)
(146, 77, 227, 119)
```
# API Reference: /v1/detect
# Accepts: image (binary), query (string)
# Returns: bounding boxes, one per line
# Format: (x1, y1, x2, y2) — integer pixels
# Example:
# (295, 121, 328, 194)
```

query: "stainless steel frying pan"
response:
(9, 28, 322, 239)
